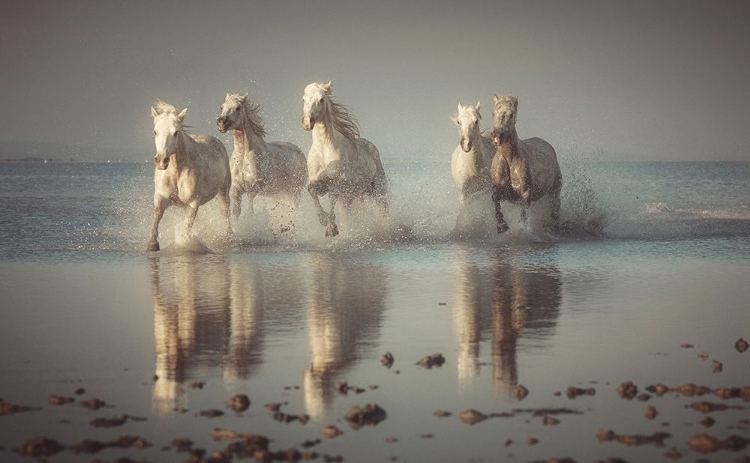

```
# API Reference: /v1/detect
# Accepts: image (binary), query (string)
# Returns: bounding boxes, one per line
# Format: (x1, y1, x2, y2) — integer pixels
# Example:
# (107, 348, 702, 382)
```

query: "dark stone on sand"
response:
(637, 393, 652, 401)
(542, 415, 560, 425)
(91, 415, 128, 427)
(321, 425, 343, 438)
(416, 353, 445, 369)
(617, 381, 638, 400)
(345, 404, 387, 429)
(381, 352, 395, 369)
(516, 385, 529, 400)
(0, 401, 37, 415)
(300, 439, 321, 448)
(74, 387, 86, 395)
(736, 337, 749, 353)
(190, 381, 206, 389)
(700, 416, 715, 427)
(14, 437, 64, 457)
(566, 386, 595, 399)
(197, 409, 224, 418)
(227, 394, 250, 412)
(528, 437, 539, 446)
(385, 437, 398, 443)
(48, 395, 75, 406)
(420, 433, 434, 439)
(171, 438, 194, 452)
(80, 398, 107, 410)
(458, 409, 487, 425)
(712, 360, 723, 373)
(681, 343, 694, 348)
(698, 351, 709, 360)
(71, 439, 106, 454)
(644, 405, 659, 420)
(265, 402, 282, 412)
(336, 381, 349, 394)
(597, 428, 671, 447)
(434, 410, 451, 417)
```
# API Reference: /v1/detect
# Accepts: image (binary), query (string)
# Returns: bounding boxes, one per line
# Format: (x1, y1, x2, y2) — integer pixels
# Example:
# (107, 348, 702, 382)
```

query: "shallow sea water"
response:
(0, 160, 749, 462)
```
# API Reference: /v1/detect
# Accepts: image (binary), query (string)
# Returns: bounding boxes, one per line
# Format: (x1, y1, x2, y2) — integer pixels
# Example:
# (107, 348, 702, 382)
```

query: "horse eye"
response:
(153, 130, 156, 135)
(318, 98, 323, 103)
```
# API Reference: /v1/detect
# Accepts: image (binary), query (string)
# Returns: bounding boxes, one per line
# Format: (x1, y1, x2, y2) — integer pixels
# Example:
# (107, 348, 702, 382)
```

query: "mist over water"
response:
(0, 159, 749, 259)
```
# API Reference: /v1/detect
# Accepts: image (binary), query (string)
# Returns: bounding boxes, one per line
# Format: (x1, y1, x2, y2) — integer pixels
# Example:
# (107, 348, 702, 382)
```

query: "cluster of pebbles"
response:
(2, 338, 749, 462)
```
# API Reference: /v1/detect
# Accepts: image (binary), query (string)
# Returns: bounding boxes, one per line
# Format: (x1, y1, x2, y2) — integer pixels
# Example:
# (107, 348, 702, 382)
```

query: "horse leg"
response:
(325, 194, 339, 237)
(231, 185, 243, 221)
(217, 189, 235, 243)
(491, 185, 510, 234)
(308, 179, 332, 229)
(147, 196, 169, 251)
(183, 203, 199, 242)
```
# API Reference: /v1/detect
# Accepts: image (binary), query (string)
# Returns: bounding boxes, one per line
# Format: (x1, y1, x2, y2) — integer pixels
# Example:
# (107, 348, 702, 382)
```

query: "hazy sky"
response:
(1, 0, 749, 162)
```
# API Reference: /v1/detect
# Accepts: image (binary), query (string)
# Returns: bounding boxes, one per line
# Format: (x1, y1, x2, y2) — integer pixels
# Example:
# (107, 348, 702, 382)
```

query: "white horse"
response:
(148, 101, 232, 251)
(490, 94, 562, 233)
(302, 81, 388, 237)
(451, 102, 495, 205)
(217, 93, 307, 223)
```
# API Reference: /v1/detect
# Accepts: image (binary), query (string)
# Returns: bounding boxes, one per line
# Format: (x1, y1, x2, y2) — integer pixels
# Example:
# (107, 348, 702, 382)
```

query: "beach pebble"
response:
(381, 352, 395, 368)
(617, 381, 638, 399)
(735, 338, 749, 353)
(434, 410, 451, 418)
(227, 394, 250, 412)
(644, 406, 659, 420)
(416, 353, 445, 369)
(566, 386, 595, 399)
(698, 351, 709, 360)
(515, 385, 529, 400)
(90, 415, 128, 427)
(712, 360, 723, 373)
(680, 343, 694, 348)
(14, 437, 64, 457)
(700, 416, 715, 428)
(542, 415, 560, 426)
(300, 439, 321, 448)
(190, 381, 205, 389)
(527, 437, 539, 446)
(48, 395, 74, 406)
(385, 437, 398, 443)
(459, 409, 487, 425)
(171, 438, 194, 452)
(345, 404, 387, 429)
(74, 387, 86, 395)
(321, 425, 343, 438)
(0, 402, 36, 415)
(196, 409, 224, 418)
(637, 393, 652, 402)
(80, 398, 106, 410)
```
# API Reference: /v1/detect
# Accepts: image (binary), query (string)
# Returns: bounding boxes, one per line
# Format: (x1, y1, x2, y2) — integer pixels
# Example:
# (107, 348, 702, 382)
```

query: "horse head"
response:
(452, 102, 482, 153)
(492, 94, 518, 146)
(217, 92, 248, 133)
(151, 102, 187, 170)
(302, 81, 332, 130)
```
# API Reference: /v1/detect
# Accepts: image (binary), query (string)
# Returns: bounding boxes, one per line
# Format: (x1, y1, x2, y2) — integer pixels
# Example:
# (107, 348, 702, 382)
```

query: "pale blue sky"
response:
(1, 0, 748, 161)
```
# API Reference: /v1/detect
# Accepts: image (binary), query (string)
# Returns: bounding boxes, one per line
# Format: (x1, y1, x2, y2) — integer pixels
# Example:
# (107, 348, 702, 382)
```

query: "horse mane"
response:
(322, 86, 360, 144)
(232, 93, 266, 139)
(152, 100, 191, 131)
(152, 100, 179, 115)
(494, 94, 518, 110)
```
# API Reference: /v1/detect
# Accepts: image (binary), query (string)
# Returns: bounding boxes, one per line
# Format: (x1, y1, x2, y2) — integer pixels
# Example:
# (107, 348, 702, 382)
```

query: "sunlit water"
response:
(1, 160, 749, 462)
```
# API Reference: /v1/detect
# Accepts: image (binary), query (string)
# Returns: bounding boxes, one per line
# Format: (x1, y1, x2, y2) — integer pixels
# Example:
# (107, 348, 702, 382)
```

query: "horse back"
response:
(521, 137, 561, 196)
(188, 134, 231, 196)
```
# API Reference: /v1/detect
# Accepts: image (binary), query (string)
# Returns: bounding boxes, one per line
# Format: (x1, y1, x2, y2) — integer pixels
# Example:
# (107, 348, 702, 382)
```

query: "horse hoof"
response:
(325, 224, 339, 238)
(497, 222, 510, 234)
(147, 241, 160, 252)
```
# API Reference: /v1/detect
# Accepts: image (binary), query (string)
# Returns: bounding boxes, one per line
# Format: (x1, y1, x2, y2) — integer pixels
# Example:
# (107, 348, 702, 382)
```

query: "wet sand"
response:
(1, 238, 749, 462)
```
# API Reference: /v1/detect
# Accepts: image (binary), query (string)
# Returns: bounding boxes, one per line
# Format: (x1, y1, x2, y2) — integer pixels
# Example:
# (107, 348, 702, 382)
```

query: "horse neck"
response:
(171, 132, 196, 170)
(311, 113, 336, 148)
(233, 125, 269, 159)
(496, 126, 521, 162)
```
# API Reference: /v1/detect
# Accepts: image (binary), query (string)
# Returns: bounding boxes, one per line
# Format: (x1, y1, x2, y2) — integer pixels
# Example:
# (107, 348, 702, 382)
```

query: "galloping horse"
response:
(217, 93, 307, 222)
(302, 81, 388, 237)
(148, 101, 232, 251)
(451, 102, 494, 205)
(490, 94, 562, 233)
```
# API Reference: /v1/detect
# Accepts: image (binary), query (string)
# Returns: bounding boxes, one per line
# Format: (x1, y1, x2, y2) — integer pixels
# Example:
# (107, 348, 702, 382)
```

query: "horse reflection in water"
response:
(303, 253, 387, 417)
(150, 256, 265, 413)
(452, 245, 561, 397)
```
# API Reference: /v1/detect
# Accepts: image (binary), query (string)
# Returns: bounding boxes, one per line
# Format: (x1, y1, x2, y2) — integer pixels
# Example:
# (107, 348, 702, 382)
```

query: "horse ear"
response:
(322, 81, 332, 93)
(150, 106, 159, 119)
(476, 101, 481, 112)
(177, 108, 188, 121)
(493, 94, 500, 104)
(241, 92, 249, 101)
(457, 103, 462, 112)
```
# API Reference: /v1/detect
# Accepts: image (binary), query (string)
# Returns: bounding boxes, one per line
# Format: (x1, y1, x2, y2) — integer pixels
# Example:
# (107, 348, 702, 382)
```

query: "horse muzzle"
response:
(302, 115, 314, 131)
(492, 131, 503, 146)
(461, 138, 473, 152)
(217, 118, 229, 134)
(154, 155, 170, 170)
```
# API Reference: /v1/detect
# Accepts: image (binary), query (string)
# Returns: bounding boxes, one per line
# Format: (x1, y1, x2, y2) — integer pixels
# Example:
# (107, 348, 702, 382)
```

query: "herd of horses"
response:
(147, 81, 562, 251)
